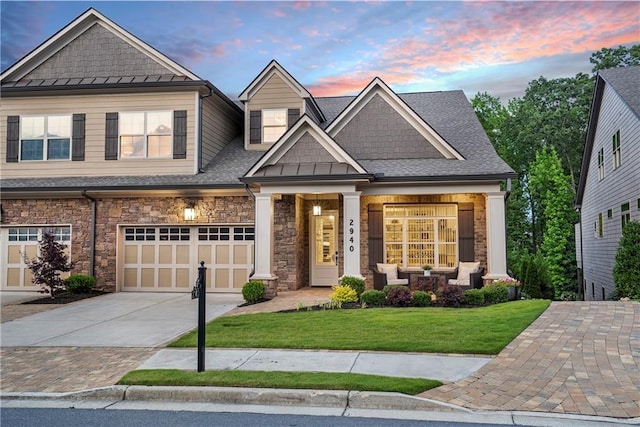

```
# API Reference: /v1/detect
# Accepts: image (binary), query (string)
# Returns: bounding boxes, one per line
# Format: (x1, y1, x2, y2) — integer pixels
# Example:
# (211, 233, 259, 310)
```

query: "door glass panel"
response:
(315, 214, 336, 265)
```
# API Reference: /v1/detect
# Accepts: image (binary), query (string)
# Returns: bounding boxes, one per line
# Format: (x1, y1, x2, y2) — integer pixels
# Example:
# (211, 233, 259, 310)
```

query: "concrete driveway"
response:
(0, 292, 242, 348)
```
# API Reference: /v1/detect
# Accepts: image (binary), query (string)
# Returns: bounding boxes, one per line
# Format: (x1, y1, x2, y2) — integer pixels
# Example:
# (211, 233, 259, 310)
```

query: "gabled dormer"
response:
(238, 60, 325, 151)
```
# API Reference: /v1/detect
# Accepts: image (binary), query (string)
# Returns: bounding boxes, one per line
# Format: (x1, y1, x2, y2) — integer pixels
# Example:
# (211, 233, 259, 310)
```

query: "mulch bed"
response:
(22, 290, 109, 305)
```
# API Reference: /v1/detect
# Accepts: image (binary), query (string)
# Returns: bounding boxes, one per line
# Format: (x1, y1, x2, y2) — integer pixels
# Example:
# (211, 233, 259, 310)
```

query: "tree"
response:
(613, 221, 640, 299)
(26, 232, 73, 298)
(590, 45, 640, 72)
(529, 147, 578, 298)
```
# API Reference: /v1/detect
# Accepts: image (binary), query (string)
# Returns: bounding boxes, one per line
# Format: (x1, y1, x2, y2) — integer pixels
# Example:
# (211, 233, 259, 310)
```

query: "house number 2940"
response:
(348, 219, 355, 252)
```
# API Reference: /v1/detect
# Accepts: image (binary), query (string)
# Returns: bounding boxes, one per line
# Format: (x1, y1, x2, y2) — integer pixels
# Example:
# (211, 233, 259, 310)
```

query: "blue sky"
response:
(2, 1, 638, 101)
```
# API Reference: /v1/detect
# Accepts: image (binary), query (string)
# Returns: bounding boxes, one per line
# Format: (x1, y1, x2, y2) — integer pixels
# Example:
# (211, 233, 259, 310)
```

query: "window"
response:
(597, 148, 604, 180)
(262, 109, 287, 144)
(20, 115, 71, 161)
(8, 226, 70, 242)
(612, 130, 621, 169)
(119, 111, 172, 158)
(598, 213, 603, 237)
(607, 209, 612, 219)
(383, 204, 457, 269)
(621, 202, 631, 229)
(124, 228, 156, 241)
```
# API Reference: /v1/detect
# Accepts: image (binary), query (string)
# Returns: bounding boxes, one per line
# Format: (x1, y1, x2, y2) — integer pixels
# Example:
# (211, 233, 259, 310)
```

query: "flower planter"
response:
(507, 286, 520, 301)
(423, 270, 431, 277)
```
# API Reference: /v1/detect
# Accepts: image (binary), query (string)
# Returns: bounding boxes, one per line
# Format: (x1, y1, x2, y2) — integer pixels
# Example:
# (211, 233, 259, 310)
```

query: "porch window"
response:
(383, 204, 457, 269)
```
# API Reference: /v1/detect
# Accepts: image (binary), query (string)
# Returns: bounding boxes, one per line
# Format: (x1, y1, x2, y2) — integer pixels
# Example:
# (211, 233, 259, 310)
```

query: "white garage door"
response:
(120, 225, 254, 293)
(1, 226, 71, 291)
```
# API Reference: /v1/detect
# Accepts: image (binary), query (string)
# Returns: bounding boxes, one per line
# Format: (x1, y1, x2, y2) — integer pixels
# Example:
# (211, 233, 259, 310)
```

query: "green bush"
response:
(382, 284, 405, 295)
(464, 288, 485, 306)
(242, 280, 265, 304)
(330, 285, 358, 305)
(339, 275, 365, 297)
(613, 221, 640, 299)
(360, 290, 386, 306)
(386, 286, 413, 307)
(64, 274, 96, 294)
(412, 291, 431, 307)
(519, 253, 552, 299)
(482, 283, 509, 304)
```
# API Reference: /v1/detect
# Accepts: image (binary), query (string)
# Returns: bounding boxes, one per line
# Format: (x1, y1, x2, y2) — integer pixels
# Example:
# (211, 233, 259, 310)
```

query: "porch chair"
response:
(447, 261, 484, 289)
(372, 263, 409, 290)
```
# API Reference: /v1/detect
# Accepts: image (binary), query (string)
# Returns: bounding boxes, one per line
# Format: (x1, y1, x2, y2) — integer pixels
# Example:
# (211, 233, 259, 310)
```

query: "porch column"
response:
(252, 192, 276, 280)
(342, 191, 363, 279)
(485, 192, 509, 280)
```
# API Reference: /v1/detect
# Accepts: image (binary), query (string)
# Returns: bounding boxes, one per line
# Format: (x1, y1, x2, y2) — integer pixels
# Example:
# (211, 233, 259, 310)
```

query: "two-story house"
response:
(575, 66, 640, 301)
(1, 8, 516, 296)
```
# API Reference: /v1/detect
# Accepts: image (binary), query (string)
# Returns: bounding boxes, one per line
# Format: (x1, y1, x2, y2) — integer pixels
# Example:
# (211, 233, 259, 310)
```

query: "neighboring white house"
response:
(575, 66, 640, 301)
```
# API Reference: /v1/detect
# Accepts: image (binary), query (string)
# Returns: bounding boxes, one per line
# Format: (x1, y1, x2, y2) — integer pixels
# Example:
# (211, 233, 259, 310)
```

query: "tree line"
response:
(471, 45, 639, 299)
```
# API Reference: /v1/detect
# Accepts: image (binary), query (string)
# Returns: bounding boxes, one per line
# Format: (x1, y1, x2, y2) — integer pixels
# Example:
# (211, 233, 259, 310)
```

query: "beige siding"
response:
(244, 74, 304, 150)
(1, 91, 197, 178)
(201, 95, 241, 167)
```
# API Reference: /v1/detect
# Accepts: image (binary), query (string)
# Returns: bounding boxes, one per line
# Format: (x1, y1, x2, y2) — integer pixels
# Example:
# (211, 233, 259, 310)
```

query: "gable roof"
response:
(576, 66, 640, 207)
(1, 7, 201, 88)
(238, 60, 325, 122)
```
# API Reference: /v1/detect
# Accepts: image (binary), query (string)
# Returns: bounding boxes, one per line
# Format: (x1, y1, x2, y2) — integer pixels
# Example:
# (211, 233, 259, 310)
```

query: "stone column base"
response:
(261, 277, 279, 299)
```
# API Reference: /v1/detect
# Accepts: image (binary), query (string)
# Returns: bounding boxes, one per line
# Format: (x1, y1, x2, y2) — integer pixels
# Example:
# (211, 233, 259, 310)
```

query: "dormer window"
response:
(262, 109, 287, 144)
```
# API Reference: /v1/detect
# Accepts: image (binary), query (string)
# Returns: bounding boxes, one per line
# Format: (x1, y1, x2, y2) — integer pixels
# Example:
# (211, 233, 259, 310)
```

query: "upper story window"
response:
(20, 115, 71, 161)
(119, 111, 172, 158)
(621, 202, 631, 229)
(262, 109, 287, 144)
(597, 148, 605, 180)
(612, 130, 621, 170)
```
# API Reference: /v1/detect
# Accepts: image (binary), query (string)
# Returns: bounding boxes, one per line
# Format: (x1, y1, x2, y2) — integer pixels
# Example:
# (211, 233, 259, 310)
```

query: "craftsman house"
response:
(575, 66, 640, 301)
(1, 8, 516, 295)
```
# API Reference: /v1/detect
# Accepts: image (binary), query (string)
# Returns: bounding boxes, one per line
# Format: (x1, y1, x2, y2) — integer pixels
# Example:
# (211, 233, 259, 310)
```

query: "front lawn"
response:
(171, 300, 549, 355)
(119, 369, 441, 395)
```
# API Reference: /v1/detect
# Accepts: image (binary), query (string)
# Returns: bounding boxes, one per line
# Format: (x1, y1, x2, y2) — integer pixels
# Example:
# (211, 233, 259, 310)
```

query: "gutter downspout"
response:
(81, 190, 96, 278)
(505, 178, 512, 276)
(244, 184, 256, 277)
(198, 87, 214, 173)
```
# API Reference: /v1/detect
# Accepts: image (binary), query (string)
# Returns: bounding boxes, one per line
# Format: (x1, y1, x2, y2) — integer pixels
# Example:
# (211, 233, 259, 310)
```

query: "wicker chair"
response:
(372, 263, 409, 290)
(447, 262, 484, 289)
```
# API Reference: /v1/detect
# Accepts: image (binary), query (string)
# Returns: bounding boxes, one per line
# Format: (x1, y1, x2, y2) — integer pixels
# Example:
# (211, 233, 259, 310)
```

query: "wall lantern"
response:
(184, 204, 196, 221)
(312, 205, 322, 216)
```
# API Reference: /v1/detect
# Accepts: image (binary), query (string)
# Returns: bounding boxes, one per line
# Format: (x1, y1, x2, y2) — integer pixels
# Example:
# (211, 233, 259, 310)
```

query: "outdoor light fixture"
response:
(184, 204, 196, 221)
(312, 194, 321, 216)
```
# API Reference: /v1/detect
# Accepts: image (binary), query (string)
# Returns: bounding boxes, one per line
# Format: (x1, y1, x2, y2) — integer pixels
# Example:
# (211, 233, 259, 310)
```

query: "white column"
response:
(485, 192, 509, 280)
(342, 192, 363, 279)
(252, 192, 276, 280)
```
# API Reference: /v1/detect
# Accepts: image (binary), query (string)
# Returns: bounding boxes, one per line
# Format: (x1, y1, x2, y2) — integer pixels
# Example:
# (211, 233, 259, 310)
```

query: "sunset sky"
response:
(2, 1, 638, 101)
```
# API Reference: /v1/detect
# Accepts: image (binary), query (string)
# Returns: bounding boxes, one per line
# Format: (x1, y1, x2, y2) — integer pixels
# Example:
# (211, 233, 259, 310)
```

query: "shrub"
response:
(519, 253, 552, 299)
(330, 285, 358, 306)
(412, 291, 431, 307)
(386, 285, 413, 307)
(64, 274, 96, 294)
(382, 284, 405, 295)
(613, 221, 640, 299)
(242, 280, 265, 304)
(26, 232, 73, 298)
(464, 288, 485, 306)
(360, 289, 386, 306)
(339, 275, 365, 297)
(483, 283, 509, 304)
(438, 284, 464, 307)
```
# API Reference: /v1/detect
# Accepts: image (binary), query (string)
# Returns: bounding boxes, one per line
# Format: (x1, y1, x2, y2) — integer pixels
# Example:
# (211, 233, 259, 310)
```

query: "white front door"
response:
(310, 210, 339, 286)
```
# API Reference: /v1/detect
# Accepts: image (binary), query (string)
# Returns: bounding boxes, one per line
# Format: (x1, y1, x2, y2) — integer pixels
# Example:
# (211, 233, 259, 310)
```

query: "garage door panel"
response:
(215, 268, 229, 288)
(124, 246, 138, 263)
(233, 269, 247, 288)
(7, 269, 21, 287)
(158, 268, 172, 287)
(234, 245, 248, 264)
(124, 268, 138, 286)
(8, 246, 22, 264)
(158, 246, 172, 264)
(176, 269, 190, 288)
(141, 269, 155, 287)
(176, 245, 190, 264)
(198, 246, 212, 265)
(141, 246, 155, 264)
(216, 246, 229, 264)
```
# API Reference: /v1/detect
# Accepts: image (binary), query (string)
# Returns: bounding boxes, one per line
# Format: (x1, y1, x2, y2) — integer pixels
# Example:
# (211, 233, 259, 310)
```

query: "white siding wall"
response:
(580, 84, 640, 300)
(1, 91, 198, 177)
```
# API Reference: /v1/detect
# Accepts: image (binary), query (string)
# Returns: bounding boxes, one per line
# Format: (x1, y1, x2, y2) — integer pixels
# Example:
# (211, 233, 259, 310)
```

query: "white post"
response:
(342, 192, 363, 279)
(252, 192, 276, 280)
(485, 192, 509, 280)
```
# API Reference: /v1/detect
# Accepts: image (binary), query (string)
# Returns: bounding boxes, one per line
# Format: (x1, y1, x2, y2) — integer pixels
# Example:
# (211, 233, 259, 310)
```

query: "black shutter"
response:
(72, 114, 85, 161)
(368, 204, 384, 269)
(249, 110, 261, 144)
(6, 116, 19, 162)
(458, 202, 475, 262)
(105, 112, 119, 160)
(173, 110, 187, 159)
(287, 108, 300, 128)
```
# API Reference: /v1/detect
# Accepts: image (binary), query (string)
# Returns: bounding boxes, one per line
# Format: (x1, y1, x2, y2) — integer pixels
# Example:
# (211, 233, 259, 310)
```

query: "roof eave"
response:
(372, 173, 517, 183)
(240, 174, 374, 184)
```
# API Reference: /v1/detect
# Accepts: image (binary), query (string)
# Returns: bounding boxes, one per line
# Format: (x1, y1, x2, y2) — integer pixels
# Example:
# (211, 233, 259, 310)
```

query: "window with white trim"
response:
(119, 111, 172, 158)
(262, 109, 287, 144)
(612, 130, 621, 170)
(8, 226, 71, 242)
(383, 204, 457, 269)
(20, 115, 71, 161)
(621, 202, 631, 229)
(597, 148, 605, 180)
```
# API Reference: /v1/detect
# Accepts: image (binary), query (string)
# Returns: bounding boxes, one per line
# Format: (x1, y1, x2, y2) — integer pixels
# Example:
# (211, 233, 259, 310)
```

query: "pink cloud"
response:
(292, 1, 312, 10)
(272, 9, 287, 18)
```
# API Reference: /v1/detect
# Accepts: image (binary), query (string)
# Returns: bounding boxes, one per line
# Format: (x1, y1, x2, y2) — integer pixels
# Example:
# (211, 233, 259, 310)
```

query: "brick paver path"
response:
(421, 301, 640, 418)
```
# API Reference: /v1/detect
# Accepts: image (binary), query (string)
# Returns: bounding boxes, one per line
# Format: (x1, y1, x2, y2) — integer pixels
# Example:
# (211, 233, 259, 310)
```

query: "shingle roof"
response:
(599, 66, 640, 116)
(2, 75, 193, 89)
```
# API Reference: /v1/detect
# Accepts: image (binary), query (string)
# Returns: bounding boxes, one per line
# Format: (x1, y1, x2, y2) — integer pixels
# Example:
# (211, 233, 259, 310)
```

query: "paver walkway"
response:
(420, 301, 640, 418)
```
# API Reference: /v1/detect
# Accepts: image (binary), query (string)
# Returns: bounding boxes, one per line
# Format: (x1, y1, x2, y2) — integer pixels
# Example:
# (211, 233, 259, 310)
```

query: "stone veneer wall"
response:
(2, 196, 254, 292)
(359, 194, 487, 289)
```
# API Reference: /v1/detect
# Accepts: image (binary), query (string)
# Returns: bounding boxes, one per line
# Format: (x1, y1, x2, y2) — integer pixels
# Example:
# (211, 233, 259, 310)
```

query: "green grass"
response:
(118, 369, 441, 395)
(171, 299, 550, 355)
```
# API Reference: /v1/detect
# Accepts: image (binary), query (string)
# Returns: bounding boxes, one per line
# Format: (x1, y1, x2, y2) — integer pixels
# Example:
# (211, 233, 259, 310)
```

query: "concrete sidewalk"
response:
(138, 348, 491, 382)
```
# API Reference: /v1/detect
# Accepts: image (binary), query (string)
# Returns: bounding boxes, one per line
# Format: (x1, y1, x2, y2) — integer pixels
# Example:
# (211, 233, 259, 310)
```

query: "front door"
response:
(310, 210, 339, 286)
